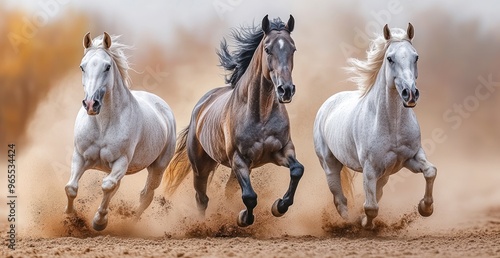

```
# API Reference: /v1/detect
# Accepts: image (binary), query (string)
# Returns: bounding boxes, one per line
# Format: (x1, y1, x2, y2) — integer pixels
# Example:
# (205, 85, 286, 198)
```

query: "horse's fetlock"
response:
(242, 193, 257, 209)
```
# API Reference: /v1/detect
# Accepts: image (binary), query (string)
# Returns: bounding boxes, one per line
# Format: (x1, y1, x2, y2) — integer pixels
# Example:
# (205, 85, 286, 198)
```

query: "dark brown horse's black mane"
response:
(217, 18, 288, 87)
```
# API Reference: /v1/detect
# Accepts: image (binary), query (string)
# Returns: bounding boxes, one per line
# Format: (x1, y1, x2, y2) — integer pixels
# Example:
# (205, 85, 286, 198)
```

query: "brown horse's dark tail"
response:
(163, 127, 191, 196)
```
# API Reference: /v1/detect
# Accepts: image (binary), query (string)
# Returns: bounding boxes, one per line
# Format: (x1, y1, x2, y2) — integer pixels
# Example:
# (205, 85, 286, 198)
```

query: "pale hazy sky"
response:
(4, 0, 500, 45)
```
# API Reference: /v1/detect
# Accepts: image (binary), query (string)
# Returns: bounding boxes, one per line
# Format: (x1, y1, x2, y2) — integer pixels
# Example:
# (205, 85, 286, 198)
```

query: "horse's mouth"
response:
(403, 102, 417, 108)
(86, 110, 100, 115)
(279, 98, 292, 104)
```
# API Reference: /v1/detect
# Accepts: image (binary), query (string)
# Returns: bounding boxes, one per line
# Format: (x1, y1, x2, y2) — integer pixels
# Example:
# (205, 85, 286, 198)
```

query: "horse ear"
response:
(286, 15, 295, 32)
(407, 23, 414, 40)
(83, 32, 92, 49)
(262, 14, 270, 34)
(383, 24, 391, 40)
(103, 32, 112, 49)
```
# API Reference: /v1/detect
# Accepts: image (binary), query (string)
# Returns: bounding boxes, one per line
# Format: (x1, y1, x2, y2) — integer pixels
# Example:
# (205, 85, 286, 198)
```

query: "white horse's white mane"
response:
(345, 28, 412, 97)
(84, 34, 132, 88)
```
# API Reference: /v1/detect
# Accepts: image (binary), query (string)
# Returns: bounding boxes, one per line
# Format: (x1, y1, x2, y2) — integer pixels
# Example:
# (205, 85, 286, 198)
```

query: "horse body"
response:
(66, 32, 176, 231)
(314, 24, 436, 229)
(74, 90, 174, 173)
(164, 15, 303, 227)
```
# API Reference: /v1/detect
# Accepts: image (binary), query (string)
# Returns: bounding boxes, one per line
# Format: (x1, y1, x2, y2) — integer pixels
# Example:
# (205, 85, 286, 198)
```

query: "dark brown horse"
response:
(163, 15, 303, 227)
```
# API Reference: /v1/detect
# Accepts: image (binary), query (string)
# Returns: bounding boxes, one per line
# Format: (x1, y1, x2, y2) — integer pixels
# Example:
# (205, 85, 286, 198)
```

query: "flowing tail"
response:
(163, 127, 191, 196)
(340, 166, 355, 201)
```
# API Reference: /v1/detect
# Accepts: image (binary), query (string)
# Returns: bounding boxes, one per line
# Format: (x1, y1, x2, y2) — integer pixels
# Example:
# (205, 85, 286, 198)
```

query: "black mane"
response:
(217, 18, 288, 87)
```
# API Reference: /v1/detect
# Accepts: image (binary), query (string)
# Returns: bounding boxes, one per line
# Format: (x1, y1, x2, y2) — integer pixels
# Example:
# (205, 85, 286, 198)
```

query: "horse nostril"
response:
(93, 100, 100, 109)
(414, 88, 420, 100)
(291, 85, 296, 95)
(82, 100, 88, 110)
(401, 89, 409, 101)
(277, 86, 285, 95)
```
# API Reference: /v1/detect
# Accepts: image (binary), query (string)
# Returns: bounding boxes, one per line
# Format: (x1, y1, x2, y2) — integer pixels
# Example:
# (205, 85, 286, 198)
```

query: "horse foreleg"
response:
(361, 165, 379, 229)
(93, 157, 128, 231)
(272, 154, 304, 217)
(65, 152, 86, 214)
(404, 148, 437, 217)
(232, 154, 257, 227)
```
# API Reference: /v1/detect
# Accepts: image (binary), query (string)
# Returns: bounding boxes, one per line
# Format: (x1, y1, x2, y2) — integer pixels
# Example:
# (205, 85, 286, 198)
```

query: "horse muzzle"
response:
(82, 99, 101, 115)
(401, 87, 419, 108)
(277, 84, 296, 103)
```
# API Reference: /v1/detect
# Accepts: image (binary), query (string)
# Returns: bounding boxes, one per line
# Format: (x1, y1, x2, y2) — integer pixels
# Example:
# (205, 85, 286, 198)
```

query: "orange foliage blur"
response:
(0, 8, 88, 147)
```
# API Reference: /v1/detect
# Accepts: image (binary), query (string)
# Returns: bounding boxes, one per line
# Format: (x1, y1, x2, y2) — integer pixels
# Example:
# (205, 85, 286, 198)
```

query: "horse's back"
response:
(190, 86, 233, 163)
(130, 90, 176, 165)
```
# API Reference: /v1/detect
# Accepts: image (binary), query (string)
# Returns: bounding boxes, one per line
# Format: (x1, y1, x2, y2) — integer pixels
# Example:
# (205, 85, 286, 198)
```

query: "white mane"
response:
(345, 28, 412, 97)
(84, 34, 132, 88)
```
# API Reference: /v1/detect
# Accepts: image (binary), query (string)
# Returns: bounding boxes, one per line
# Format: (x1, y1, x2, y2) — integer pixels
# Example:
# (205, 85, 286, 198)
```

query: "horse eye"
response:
(387, 56, 393, 63)
(415, 56, 419, 62)
(264, 47, 271, 55)
(80, 65, 84, 72)
(104, 64, 111, 72)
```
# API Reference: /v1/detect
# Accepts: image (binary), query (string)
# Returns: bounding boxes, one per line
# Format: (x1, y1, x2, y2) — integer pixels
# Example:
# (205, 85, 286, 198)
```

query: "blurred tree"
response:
(0, 8, 88, 147)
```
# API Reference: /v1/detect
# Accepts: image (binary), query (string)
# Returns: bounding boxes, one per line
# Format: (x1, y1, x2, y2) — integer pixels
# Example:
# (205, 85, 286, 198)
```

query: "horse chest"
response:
(236, 123, 288, 161)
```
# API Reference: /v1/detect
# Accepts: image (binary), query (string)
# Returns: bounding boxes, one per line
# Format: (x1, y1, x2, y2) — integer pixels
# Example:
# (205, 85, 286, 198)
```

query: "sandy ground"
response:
(2, 213, 499, 258)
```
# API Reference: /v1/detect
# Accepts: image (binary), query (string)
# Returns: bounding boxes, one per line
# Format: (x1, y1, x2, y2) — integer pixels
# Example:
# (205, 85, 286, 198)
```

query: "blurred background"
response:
(1, 0, 499, 237)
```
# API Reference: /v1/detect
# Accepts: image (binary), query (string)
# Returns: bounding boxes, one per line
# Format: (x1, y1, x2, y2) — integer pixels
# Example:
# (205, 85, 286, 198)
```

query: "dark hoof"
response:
(237, 210, 254, 227)
(271, 199, 285, 217)
(418, 199, 433, 217)
(92, 220, 107, 231)
(92, 214, 108, 231)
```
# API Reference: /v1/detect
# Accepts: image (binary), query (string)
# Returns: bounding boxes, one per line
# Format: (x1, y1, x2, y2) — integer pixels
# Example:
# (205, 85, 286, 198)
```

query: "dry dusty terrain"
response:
(2, 211, 500, 258)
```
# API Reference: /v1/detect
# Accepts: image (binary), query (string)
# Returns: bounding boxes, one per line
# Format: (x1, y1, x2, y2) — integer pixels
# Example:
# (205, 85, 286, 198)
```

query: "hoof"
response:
(271, 199, 285, 217)
(92, 214, 108, 231)
(336, 205, 349, 220)
(361, 215, 375, 230)
(237, 210, 254, 227)
(418, 199, 433, 217)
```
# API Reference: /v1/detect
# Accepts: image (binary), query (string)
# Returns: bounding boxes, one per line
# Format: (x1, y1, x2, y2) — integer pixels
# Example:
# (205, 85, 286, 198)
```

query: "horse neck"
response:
(365, 65, 414, 130)
(95, 74, 134, 128)
(234, 44, 278, 122)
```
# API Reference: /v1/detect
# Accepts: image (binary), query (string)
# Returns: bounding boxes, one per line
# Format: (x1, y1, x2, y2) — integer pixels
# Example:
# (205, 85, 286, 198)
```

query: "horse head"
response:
(261, 15, 297, 103)
(80, 32, 115, 115)
(383, 23, 419, 108)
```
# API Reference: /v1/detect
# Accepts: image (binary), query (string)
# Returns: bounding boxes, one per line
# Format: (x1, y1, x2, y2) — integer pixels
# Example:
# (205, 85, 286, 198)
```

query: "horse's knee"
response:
(102, 179, 117, 192)
(424, 166, 437, 179)
(65, 185, 78, 198)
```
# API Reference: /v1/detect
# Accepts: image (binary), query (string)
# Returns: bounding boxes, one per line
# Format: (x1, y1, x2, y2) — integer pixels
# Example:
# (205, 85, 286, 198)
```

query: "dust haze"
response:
(2, 1, 500, 240)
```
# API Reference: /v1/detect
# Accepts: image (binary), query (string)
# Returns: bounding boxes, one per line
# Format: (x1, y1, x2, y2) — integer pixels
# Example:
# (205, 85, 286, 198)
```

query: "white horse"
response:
(313, 24, 436, 229)
(65, 32, 176, 231)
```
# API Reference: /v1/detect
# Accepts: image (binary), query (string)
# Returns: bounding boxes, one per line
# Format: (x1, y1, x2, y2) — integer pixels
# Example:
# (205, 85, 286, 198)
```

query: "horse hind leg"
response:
(135, 144, 174, 220)
(315, 145, 348, 219)
(404, 148, 437, 217)
(188, 143, 218, 216)
(135, 166, 163, 220)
